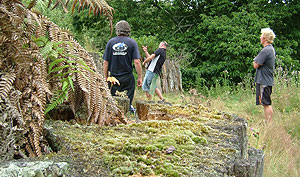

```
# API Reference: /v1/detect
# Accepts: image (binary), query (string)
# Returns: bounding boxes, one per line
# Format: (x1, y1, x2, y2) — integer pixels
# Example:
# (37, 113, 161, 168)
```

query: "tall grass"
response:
(133, 66, 300, 177)
(201, 66, 300, 177)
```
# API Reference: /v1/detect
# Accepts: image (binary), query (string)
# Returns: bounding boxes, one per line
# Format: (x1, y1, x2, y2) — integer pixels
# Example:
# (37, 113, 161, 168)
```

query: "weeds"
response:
(134, 63, 300, 177)
(182, 65, 300, 177)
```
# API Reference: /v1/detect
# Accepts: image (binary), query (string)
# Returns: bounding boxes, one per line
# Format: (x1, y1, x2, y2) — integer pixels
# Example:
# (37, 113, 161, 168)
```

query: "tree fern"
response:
(32, 36, 92, 114)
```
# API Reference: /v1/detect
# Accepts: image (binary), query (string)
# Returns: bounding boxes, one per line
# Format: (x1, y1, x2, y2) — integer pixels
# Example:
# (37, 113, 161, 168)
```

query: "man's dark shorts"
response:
(109, 73, 135, 105)
(256, 84, 272, 105)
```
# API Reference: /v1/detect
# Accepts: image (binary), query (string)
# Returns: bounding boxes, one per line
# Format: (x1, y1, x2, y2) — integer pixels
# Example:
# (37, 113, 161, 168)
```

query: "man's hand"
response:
(134, 59, 142, 87)
(142, 46, 148, 52)
(137, 78, 142, 87)
(107, 77, 120, 86)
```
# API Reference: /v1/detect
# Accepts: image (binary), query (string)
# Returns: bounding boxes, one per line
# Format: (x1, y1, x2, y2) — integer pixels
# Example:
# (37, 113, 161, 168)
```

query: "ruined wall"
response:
(136, 101, 264, 177)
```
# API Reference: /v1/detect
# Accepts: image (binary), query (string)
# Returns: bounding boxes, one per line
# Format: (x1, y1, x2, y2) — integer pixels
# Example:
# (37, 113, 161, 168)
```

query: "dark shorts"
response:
(256, 84, 272, 105)
(109, 73, 135, 105)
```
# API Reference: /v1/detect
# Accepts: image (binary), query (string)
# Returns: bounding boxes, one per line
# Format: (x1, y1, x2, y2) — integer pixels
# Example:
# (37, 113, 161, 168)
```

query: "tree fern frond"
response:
(48, 58, 65, 73)
(32, 36, 48, 47)
(29, 122, 42, 157)
(48, 65, 71, 74)
(49, 70, 79, 81)
(0, 73, 16, 100)
(47, 0, 53, 8)
(68, 76, 74, 91)
(65, 0, 71, 7)
(45, 92, 67, 114)
(27, 0, 37, 10)
(0, 35, 9, 46)
(71, 0, 78, 13)
(40, 41, 54, 57)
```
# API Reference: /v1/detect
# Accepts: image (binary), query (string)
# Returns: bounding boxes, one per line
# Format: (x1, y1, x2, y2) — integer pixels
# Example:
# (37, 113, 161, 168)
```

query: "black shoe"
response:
(157, 99, 165, 104)
(157, 99, 172, 105)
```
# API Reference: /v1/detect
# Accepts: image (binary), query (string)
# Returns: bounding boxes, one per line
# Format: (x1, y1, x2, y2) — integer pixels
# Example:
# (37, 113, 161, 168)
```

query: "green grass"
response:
(133, 67, 300, 177)
(143, 67, 300, 177)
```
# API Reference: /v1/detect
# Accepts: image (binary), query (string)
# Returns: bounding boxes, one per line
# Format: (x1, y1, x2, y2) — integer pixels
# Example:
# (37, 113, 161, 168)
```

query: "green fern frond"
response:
(48, 58, 65, 73)
(48, 65, 71, 74)
(32, 35, 95, 115)
(61, 80, 69, 91)
(45, 92, 67, 114)
(49, 70, 79, 81)
(40, 41, 53, 57)
(32, 36, 48, 47)
(67, 76, 74, 91)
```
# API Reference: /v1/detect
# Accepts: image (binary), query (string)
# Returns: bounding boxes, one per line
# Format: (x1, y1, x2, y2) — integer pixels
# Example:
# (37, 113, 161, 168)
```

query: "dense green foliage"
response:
(34, 0, 300, 91)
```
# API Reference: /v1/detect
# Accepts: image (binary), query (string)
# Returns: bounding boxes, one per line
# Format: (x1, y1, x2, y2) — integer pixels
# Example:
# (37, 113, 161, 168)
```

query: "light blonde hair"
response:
(261, 28, 276, 44)
(160, 41, 168, 48)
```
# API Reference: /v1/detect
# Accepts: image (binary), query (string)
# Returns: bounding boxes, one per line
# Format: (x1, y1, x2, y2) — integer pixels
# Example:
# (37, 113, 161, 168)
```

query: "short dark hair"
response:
(115, 20, 131, 36)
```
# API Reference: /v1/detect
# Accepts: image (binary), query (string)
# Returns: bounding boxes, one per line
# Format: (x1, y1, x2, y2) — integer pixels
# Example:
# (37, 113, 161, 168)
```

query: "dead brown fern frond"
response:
(45, 0, 114, 34)
(0, 1, 46, 158)
(0, 83, 24, 161)
(40, 19, 125, 125)
(0, 0, 123, 160)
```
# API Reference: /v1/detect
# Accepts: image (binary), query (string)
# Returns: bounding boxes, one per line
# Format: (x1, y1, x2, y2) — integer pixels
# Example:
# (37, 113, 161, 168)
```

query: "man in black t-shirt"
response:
(103, 20, 142, 107)
(142, 41, 168, 102)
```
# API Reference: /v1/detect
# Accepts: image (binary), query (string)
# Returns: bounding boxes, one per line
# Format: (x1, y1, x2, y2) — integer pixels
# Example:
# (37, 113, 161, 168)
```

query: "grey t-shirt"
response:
(254, 44, 276, 86)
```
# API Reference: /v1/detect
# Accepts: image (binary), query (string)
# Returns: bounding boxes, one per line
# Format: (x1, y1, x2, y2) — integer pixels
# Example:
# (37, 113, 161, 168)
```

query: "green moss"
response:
(192, 136, 208, 144)
(44, 103, 241, 176)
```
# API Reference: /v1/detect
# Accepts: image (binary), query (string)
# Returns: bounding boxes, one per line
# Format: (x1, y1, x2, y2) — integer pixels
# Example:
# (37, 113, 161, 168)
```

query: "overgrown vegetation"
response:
(35, 0, 300, 89)
(42, 65, 299, 176)
(1, 0, 299, 176)
(45, 102, 243, 176)
(177, 66, 300, 177)
(0, 0, 121, 159)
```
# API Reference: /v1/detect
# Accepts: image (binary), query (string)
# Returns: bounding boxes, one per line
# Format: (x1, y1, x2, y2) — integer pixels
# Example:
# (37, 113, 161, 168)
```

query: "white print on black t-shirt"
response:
(112, 42, 128, 56)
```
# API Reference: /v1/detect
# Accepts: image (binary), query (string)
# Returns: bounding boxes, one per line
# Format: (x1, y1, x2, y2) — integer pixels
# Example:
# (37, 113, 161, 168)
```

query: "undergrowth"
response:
(159, 66, 300, 177)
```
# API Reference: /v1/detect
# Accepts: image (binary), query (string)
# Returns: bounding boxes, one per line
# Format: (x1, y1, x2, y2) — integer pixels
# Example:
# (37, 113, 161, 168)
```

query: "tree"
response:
(41, 0, 300, 90)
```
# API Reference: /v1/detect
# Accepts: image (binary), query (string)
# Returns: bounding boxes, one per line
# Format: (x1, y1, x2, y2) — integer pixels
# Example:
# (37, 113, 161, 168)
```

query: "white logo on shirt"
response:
(112, 42, 128, 56)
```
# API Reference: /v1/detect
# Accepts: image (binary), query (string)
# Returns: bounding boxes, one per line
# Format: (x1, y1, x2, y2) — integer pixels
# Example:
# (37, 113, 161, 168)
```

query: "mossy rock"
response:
(34, 102, 263, 177)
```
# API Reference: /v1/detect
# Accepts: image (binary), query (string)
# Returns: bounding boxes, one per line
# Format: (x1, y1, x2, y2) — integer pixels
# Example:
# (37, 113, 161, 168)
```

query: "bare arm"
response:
(143, 54, 156, 65)
(103, 60, 109, 80)
(142, 46, 150, 58)
(142, 46, 156, 65)
(134, 59, 142, 87)
(253, 61, 261, 69)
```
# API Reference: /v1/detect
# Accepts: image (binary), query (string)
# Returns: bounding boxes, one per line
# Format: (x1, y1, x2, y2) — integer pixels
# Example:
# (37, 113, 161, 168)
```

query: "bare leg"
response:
(145, 92, 152, 100)
(263, 105, 273, 123)
(155, 88, 164, 101)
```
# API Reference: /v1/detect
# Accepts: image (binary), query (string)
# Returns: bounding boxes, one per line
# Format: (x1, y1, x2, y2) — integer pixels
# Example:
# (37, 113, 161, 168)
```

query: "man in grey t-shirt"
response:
(253, 28, 276, 123)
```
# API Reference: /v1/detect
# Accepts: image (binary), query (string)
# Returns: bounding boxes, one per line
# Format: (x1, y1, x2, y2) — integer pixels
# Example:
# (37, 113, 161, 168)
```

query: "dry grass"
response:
(209, 94, 300, 177)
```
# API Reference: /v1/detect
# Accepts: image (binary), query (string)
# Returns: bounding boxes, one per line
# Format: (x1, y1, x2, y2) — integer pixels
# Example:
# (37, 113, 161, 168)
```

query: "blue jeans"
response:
(142, 70, 157, 92)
